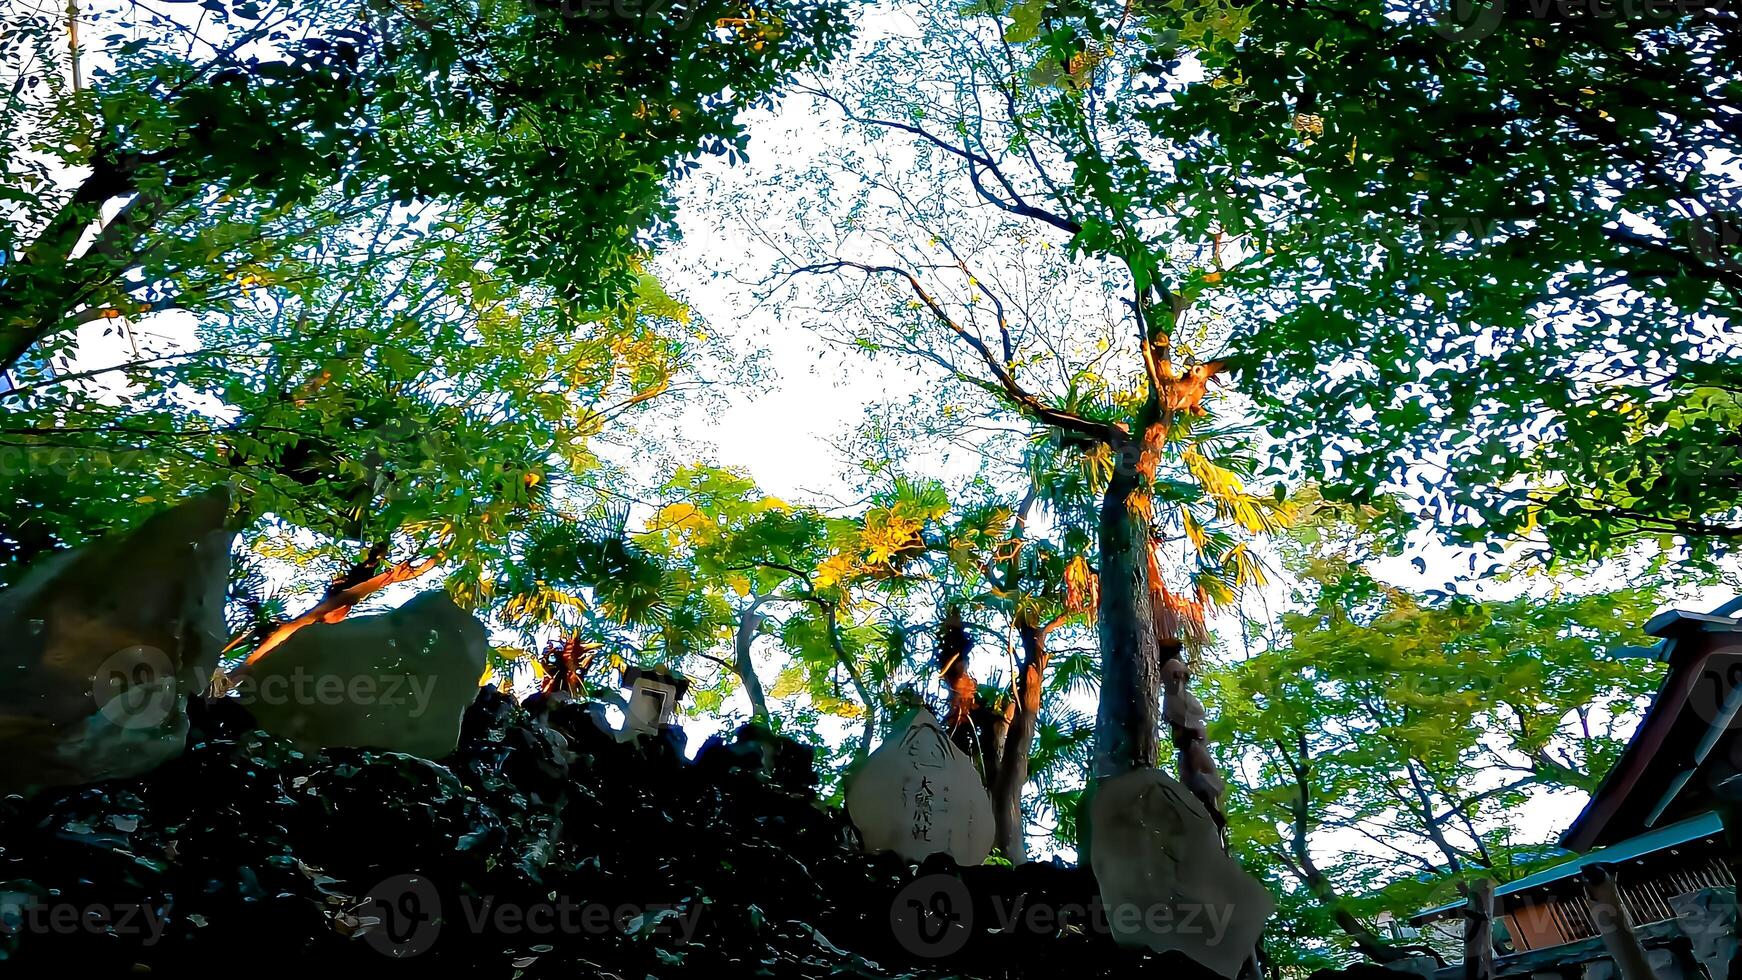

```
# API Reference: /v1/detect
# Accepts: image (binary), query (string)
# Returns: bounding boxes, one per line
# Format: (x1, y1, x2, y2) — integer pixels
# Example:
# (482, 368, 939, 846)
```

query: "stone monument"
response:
(1088, 767, 1273, 978)
(619, 664, 690, 736)
(845, 706, 995, 865)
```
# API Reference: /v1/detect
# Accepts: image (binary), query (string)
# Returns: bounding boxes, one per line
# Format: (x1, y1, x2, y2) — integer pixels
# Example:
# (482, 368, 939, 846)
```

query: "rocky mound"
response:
(0, 688, 1232, 979)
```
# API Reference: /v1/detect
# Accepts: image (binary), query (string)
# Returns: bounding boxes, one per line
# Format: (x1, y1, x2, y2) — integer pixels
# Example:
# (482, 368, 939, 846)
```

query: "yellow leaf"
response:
(655, 502, 710, 533)
(771, 665, 807, 699)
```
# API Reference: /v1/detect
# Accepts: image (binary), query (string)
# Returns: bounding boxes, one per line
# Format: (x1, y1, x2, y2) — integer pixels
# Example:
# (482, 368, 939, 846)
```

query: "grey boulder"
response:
(234, 590, 486, 759)
(1088, 768, 1273, 978)
(0, 491, 234, 795)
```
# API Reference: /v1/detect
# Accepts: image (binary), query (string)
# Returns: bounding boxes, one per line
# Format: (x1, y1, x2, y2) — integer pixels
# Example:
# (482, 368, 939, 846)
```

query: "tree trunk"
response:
(1583, 866, 1657, 980)
(937, 606, 980, 757)
(1282, 746, 1444, 966)
(734, 597, 774, 723)
(989, 617, 1050, 864)
(0, 152, 196, 374)
(0, 162, 127, 372)
(972, 702, 1011, 788)
(1288, 849, 1440, 964)
(930, 603, 1049, 863)
(1464, 878, 1496, 980)
(1094, 458, 1163, 778)
(822, 602, 876, 755)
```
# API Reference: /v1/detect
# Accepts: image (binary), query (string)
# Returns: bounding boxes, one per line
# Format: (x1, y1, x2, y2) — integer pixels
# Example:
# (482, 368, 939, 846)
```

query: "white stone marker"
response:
(845, 707, 995, 865)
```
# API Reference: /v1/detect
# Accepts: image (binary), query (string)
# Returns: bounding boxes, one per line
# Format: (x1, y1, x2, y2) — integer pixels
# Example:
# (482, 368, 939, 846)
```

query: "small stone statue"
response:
(1162, 657, 1225, 820)
(1162, 658, 1207, 739)
(1181, 739, 1227, 806)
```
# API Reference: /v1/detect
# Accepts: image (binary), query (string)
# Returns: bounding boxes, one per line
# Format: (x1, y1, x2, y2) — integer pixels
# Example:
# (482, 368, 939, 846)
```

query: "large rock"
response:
(234, 590, 486, 758)
(0, 492, 234, 795)
(1088, 768, 1273, 978)
(845, 706, 995, 865)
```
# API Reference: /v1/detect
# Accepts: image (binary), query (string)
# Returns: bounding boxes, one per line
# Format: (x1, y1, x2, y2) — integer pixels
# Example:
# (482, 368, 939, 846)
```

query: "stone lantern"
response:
(619, 665, 690, 736)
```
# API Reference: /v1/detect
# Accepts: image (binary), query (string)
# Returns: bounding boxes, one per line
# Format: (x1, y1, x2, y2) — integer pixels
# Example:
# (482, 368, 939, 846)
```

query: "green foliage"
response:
(0, 206, 694, 630)
(1, 0, 1728, 958)
(1205, 562, 1665, 964)
(761, 0, 1295, 639)
(991, 0, 1742, 564)
(0, 0, 849, 664)
(2, 0, 851, 375)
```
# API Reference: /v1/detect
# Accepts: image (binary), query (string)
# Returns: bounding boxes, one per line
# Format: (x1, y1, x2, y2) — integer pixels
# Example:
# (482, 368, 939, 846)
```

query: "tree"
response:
(500, 464, 918, 759)
(1203, 500, 1667, 966)
(2, 0, 850, 376)
(754, 2, 1291, 810)
(2, 0, 851, 668)
(0, 197, 706, 680)
(636, 464, 834, 724)
(1028, 0, 1742, 565)
(919, 480, 1095, 862)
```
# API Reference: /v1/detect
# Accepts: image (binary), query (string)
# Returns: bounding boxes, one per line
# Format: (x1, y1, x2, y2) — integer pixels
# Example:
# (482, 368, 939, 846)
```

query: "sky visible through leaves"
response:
(5, 0, 1738, 956)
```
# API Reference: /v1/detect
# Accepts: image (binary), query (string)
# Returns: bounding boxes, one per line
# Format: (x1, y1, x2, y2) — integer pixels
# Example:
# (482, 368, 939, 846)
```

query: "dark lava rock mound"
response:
(0, 687, 1236, 980)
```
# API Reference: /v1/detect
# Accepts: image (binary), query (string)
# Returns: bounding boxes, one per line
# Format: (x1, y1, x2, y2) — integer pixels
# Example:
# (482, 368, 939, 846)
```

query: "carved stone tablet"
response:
(845, 707, 994, 865)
